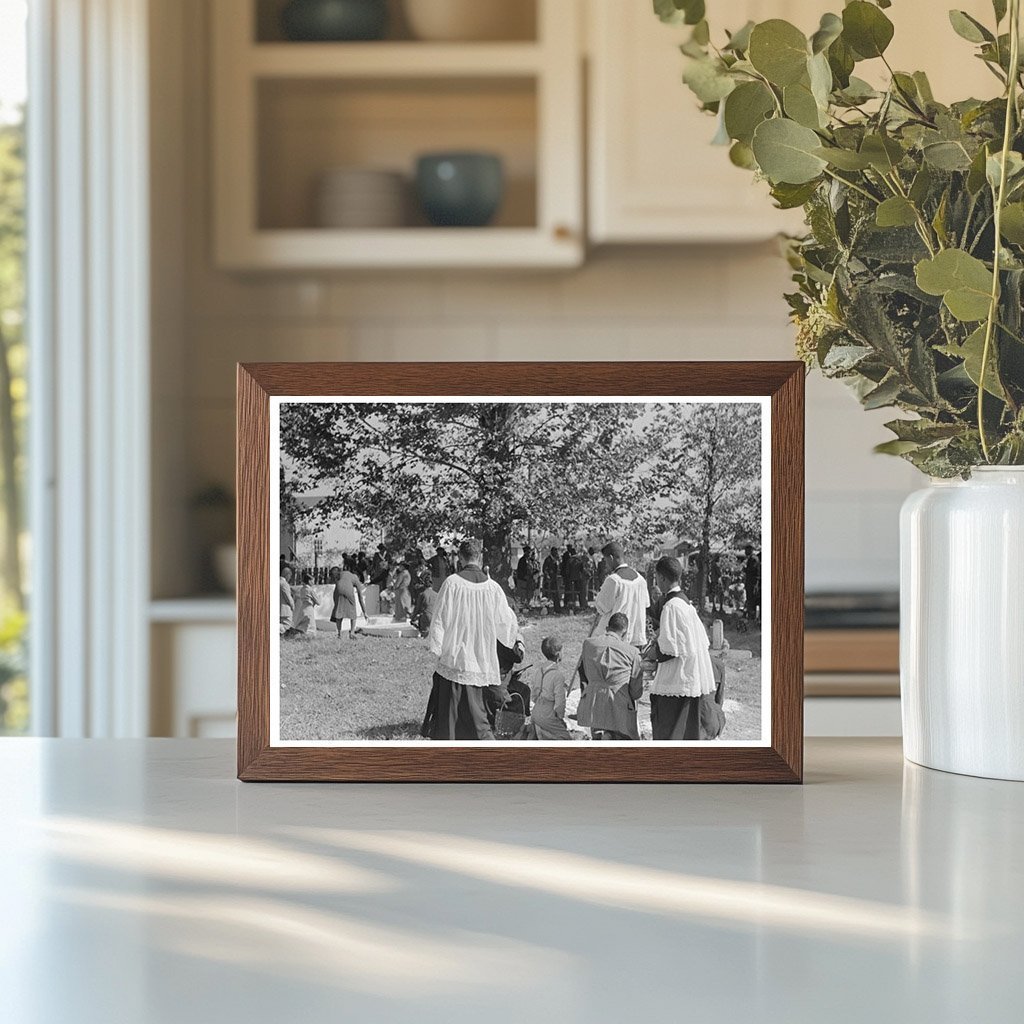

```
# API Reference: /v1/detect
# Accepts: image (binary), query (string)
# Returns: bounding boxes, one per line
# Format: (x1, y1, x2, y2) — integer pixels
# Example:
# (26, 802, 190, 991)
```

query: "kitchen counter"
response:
(2, 738, 1020, 1023)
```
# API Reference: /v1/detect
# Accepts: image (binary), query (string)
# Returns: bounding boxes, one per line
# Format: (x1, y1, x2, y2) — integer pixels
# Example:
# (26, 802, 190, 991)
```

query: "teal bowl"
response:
(415, 153, 505, 228)
(281, 0, 388, 42)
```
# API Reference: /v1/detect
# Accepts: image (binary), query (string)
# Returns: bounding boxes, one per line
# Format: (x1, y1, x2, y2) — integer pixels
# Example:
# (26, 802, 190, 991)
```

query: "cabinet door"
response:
(588, 0, 812, 243)
(588, 0, 999, 244)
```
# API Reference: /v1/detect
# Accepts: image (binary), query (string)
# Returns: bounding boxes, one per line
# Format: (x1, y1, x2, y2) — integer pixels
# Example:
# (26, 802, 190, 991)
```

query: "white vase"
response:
(901, 467, 1024, 780)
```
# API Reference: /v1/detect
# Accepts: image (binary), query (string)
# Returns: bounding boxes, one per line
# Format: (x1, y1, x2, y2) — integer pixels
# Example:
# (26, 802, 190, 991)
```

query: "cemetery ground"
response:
(280, 613, 763, 743)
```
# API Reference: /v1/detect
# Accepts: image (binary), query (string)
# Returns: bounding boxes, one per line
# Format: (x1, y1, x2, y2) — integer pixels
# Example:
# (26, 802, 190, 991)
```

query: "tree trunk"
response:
(0, 324, 22, 608)
(477, 405, 519, 589)
(695, 421, 717, 613)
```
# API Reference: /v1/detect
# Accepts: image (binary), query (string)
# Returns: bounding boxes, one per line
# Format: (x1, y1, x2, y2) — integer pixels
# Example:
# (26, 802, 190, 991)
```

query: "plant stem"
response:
(979, 0, 1021, 462)
(822, 167, 881, 205)
(884, 171, 939, 254)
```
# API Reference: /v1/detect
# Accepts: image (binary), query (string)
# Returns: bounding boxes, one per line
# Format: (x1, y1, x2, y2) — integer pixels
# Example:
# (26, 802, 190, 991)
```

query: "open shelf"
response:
(249, 41, 544, 77)
(257, 76, 538, 232)
(213, 0, 582, 268)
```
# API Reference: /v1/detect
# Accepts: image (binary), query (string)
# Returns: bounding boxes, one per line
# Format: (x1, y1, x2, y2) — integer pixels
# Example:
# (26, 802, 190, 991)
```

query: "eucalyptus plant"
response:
(657, 0, 1024, 475)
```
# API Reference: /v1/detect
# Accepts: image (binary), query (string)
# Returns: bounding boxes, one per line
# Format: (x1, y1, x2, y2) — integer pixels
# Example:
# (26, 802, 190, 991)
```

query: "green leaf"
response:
(909, 164, 933, 205)
(654, 0, 705, 26)
(923, 140, 973, 171)
(876, 197, 918, 228)
(836, 76, 879, 104)
(784, 80, 825, 129)
(967, 144, 991, 194)
(932, 190, 950, 247)
(875, 439, 922, 455)
(915, 249, 994, 322)
(828, 36, 856, 88)
(770, 180, 820, 209)
(808, 51, 833, 109)
(861, 133, 904, 173)
(729, 140, 757, 170)
(885, 418, 963, 443)
(862, 374, 903, 409)
(682, 57, 736, 104)
(913, 71, 935, 104)
(986, 150, 1024, 191)
(810, 12, 843, 54)
(723, 81, 775, 144)
(814, 146, 872, 170)
(948, 10, 994, 44)
(993, 0, 1008, 24)
(748, 20, 809, 87)
(842, 1, 895, 59)
(751, 118, 828, 184)
(691, 19, 710, 45)
(940, 326, 1006, 398)
(1000, 203, 1024, 245)
(724, 20, 755, 53)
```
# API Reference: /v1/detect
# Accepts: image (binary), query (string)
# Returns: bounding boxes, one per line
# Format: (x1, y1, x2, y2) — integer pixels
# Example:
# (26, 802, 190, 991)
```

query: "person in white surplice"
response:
(649, 556, 717, 740)
(420, 538, 519, 741)
(589, 541, 650, 646)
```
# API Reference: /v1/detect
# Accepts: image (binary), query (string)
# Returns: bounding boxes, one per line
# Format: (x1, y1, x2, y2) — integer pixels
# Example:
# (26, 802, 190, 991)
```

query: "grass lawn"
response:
(280, 611, 763, 742)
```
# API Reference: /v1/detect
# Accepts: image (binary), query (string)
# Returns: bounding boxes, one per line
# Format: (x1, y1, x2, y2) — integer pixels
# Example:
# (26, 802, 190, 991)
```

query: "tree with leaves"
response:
(0, 112, 25, 609)
(280, 402, 653, 580)
(649, 403, 762, 610)
(660, 0, 1024, 476)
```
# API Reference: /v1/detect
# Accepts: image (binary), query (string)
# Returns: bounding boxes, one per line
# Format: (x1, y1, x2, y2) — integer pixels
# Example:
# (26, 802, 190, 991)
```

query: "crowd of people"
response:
(279, 536, 457, 639)
(279, 532, 758, 742)
(419, 539, 730, 743)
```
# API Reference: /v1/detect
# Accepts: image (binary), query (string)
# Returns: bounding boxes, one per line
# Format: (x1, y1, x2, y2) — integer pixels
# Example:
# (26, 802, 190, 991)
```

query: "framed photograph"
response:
(237, 362, 804, 782)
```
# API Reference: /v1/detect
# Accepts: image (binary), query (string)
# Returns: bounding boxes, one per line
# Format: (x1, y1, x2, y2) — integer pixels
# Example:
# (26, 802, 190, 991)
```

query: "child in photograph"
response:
(527, 636, 572, 740)
(290, 570, 320, 636)
(279, 564, 294, 633)
(578, 612, 644, 740)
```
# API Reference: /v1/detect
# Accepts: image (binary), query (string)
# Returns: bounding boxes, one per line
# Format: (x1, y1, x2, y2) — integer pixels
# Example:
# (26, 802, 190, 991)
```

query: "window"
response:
(0, 0, 28, 734)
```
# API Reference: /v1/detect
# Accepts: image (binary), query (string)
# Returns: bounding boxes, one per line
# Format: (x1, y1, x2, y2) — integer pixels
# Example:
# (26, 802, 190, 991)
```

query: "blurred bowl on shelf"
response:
(415, 152, 504, 227)
(281, 0, 389, 42)
(315, 167, 407, 228)
(403, 0, 534, 42)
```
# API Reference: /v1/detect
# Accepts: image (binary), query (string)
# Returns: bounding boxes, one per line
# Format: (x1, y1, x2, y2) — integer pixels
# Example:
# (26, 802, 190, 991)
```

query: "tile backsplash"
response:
(178, 247, 916, 595)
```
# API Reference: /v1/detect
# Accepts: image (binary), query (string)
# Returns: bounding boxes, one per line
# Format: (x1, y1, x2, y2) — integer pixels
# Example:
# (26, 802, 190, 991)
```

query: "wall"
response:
(152, 0, 920, 598)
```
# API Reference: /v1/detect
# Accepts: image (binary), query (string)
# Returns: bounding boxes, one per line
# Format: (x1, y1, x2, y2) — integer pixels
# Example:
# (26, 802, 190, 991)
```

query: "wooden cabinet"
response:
(586, 0, 998, 244)
(212, 0, 583, 269)
(587, 0, 809, 243)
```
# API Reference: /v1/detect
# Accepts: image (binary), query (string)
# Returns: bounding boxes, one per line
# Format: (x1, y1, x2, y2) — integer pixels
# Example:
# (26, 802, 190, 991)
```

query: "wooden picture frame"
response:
(237, 362, 804, 782)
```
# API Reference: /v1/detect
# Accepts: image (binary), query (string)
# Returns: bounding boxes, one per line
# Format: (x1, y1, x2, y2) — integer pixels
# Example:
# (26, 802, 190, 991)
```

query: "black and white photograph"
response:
(271, 396, 770, 746)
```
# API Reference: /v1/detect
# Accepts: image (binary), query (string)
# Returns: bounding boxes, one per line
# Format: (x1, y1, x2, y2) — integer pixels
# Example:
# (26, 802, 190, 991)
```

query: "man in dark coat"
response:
(514, 545, 540, 607)
(743, 545, 760, 621)
(543, 546, 562, 614)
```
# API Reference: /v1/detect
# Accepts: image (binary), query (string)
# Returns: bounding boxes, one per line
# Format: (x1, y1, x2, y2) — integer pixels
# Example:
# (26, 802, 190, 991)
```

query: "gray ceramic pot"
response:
(281, 0, 388, 42)
(415, 152, 505, 227)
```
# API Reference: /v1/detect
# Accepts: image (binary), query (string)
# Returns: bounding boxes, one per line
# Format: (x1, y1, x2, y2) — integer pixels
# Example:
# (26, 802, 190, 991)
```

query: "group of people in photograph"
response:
(419, 538, 728, 743)
(278, 530, 755, 742)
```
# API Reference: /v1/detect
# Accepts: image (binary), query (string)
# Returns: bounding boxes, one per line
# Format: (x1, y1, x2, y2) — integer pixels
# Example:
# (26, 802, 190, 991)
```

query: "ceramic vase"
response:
(900, 467, 1024, 780)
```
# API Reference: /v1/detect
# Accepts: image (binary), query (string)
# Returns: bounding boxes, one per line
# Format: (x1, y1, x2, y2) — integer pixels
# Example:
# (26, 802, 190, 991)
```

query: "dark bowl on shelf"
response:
(415, 152, 505, 228)
(281, 0, 388, 42)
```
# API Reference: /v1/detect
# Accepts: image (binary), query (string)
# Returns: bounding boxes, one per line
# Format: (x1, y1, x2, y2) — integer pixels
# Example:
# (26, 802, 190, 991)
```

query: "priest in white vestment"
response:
(649, 555, 717, 740)
(590, 541, 651, 646)
(421, 538, 519, 740)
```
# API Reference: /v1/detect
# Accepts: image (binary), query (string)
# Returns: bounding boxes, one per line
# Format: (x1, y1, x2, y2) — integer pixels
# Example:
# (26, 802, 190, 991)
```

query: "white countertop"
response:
(1, 738, 1020, 1023)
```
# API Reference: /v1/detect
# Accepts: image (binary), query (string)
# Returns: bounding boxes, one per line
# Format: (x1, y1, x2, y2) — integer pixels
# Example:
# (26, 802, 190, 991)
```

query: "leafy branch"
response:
(659, 0, 1024, 475)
